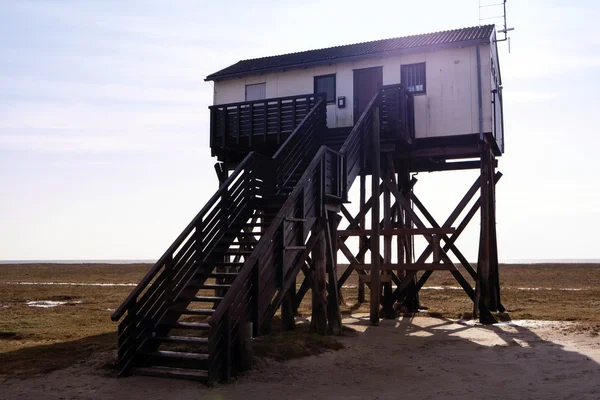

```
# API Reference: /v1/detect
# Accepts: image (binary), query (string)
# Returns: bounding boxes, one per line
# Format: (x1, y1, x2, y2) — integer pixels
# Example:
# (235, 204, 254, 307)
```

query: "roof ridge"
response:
(237, 25, 495, 63)
(206, 25, 495, 81)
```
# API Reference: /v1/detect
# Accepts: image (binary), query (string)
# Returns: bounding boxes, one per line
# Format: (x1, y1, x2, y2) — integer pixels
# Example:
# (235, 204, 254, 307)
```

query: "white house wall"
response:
(213, 44, 494, 139)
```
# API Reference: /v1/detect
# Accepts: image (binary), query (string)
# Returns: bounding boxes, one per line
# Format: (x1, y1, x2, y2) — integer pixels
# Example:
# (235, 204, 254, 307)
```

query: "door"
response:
(353, 67, 383, 124)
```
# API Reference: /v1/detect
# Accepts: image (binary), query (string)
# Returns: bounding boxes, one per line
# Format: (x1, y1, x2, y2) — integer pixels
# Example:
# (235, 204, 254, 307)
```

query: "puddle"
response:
(26, 300, 83, 308)
(3, 281, 137, 287)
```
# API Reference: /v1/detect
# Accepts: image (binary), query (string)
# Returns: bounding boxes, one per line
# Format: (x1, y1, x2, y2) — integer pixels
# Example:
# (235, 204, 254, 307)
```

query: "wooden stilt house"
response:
(112, 24, 505, 383)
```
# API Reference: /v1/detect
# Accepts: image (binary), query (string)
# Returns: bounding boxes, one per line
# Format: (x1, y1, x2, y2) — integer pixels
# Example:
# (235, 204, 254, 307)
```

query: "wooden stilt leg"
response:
(325, 212, 343, 335)
(358, 173, 366, 303)
(310, 233, 328, 334)
(281, 285, 296, 330)
(381, 164, 397, 319)
(475, 142, 497, 324)
(370, 108, 381, 326)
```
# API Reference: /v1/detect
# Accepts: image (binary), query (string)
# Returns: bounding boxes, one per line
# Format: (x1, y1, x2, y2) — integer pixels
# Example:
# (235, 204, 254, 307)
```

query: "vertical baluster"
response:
(249, 103, 253, 148)
(222, 309, 231, 381)
(222, 106, 228, 149)
(292, 98, 297, 130)
(264, 100, 268, 143)
(237, 105, 241, 145)
(210, 107, 215, 148)
(277, 99, 282, 145)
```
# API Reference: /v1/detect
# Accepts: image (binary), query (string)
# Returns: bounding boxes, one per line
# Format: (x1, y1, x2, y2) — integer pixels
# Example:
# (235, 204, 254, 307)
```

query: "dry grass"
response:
(0, 262, 598, 377)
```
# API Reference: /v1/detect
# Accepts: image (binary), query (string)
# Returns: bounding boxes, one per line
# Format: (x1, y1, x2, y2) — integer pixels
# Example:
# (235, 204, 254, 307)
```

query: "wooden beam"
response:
(337, 227, 455, 236)
(310, 233, 327, 334)
(410, 159, 497, 173)
(349, 263, 455, 271)
(358, 173, 366, 303)
(370, 106, 381, 326)
(324, 213, 342, 335)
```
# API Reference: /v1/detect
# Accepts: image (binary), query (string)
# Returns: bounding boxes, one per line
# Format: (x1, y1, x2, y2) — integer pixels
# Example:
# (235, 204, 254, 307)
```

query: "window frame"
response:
(245, 82, 266, 101)
(313, 74, 336, 104)
(401, 62, 426, 95)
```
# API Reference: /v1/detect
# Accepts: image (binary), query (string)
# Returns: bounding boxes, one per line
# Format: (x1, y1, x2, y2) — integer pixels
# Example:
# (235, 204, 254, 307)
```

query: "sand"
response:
(2, 315, 599, 400)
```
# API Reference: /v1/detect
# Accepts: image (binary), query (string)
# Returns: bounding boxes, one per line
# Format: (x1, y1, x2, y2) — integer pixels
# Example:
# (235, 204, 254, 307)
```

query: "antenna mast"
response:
(479, 0, 514, 49)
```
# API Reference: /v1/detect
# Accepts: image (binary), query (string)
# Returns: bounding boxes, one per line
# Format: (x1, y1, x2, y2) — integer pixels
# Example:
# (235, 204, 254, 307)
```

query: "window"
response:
(314, 74, 336, 104)
(245, 83, 266, 101)
(401, 63, 426, 94)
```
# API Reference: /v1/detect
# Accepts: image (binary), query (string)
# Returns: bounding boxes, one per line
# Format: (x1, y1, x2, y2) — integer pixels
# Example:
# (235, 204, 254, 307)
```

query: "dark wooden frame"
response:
(313, 74, 336, 104)
(401, 62, 426, 95)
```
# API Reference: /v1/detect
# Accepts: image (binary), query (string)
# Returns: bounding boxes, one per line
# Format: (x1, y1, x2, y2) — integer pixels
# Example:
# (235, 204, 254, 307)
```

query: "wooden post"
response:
(381, 164, 397, 319)
(370, 106, 381, 326)
(281, 286, 296, 331)
(325, 212, 343, 335)
(399, 168, 419, 311)
(358, 173, 366, 303)
(475, 141, 496, 324)
(310, 233, 328, 334)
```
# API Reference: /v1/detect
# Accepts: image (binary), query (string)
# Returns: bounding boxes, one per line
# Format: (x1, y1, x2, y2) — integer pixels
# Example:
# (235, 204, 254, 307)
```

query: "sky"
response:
(0, 0, 598, 262)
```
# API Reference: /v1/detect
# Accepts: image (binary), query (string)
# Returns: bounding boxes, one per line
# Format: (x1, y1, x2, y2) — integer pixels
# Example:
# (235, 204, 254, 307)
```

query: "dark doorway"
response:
(353, 66, 383, 124)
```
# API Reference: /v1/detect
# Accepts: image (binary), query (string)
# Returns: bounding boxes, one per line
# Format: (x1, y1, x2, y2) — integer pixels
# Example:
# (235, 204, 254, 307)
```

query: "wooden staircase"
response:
(111, 84, 412, 383)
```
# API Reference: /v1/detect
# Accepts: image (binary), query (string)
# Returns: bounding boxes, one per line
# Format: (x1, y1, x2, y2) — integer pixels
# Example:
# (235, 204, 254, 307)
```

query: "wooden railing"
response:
(379, 84, 415, 144)
(208, 145, 345, 381)
(273, 97, 327, 193)
(210, 93, 324, 150)
(340, 84, 415, 191)
(111, 152, 271, 374)
(339, 90, 379, 191)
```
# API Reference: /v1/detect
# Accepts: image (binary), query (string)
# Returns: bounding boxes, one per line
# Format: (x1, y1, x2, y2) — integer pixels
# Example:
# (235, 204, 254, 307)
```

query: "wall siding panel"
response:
(213, 44, 494, 139)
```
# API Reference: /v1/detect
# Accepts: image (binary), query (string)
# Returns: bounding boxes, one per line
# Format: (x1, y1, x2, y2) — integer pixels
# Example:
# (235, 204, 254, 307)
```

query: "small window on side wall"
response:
(245, 83, 266, 101)
(401, 63, 426, 94)
(314, 74, 336, 104)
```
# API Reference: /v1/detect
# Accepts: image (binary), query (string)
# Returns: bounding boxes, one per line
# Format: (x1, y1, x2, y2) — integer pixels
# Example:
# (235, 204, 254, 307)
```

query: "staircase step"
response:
(133, 366, 208, 381)
(239, 222, 271, 227)
(166, 321, 210, 330)
(285, 217, 306, 222)
(221, 250, 254, 255)
(188, 296, 223, 302)
(198, 284, 231, 290)
(153, 335, 209, 345)
(178, 308, 215, 316)
(211, 262, 244, 267)
(208, 272, 239, 279)
(143, 350, 209, 361)
(225, 231, 264, 236)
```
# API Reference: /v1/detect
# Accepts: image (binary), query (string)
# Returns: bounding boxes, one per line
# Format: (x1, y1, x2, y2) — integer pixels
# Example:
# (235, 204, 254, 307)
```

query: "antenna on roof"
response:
(479, 0, 514, 52)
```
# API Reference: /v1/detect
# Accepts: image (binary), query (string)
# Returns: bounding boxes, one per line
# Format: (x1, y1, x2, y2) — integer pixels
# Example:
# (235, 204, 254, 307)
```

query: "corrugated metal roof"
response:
(206, 25, 495, 81)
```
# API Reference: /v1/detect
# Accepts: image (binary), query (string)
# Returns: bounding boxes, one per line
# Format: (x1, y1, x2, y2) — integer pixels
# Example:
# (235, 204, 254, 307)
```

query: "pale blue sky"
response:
(0, 0, 598, 261)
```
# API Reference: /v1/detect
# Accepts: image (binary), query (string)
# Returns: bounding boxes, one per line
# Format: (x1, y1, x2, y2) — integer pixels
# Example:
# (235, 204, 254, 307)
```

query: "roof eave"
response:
(205, 36, 491, 82)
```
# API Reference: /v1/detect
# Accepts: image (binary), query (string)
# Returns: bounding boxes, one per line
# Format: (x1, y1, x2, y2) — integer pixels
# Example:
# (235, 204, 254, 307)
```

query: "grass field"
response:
(0, 262, 599, 377)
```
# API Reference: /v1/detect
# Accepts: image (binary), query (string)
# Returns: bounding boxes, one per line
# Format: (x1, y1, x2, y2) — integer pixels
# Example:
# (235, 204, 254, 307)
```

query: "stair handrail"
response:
(272, 96, 326, 190)
(339, 89, 382, 189)
(210, 145, 341, 325)
(273, 95, 326, 161)
(111, 151, 258, 322)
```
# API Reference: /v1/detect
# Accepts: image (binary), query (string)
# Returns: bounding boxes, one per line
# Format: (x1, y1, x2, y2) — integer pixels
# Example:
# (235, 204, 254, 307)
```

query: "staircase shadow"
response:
(0, 332, 116, 378)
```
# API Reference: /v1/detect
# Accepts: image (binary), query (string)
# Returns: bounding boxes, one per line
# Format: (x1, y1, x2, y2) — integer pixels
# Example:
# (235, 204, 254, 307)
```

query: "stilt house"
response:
(112, 25, 505, 383)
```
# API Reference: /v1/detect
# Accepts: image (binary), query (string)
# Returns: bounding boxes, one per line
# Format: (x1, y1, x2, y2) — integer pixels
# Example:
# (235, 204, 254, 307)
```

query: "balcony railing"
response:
(379, 84, 415, 144)
(209, 93, 325, 152)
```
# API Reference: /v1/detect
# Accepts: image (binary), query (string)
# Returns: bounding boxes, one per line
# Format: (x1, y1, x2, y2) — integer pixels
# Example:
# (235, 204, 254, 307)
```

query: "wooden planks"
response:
(337, 228, 455, 236)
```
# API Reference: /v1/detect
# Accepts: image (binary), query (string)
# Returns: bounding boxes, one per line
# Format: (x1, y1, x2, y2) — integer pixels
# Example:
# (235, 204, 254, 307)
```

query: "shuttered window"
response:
(401, 63, 426, 94)
(245, 83, 266, 101)
(314, 74, 336, 104)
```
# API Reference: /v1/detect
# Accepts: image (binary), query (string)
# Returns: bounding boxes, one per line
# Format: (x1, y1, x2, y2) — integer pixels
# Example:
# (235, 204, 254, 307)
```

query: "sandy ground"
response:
(2, 315, 600, 400)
